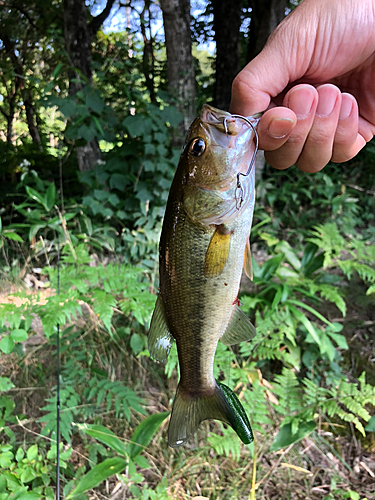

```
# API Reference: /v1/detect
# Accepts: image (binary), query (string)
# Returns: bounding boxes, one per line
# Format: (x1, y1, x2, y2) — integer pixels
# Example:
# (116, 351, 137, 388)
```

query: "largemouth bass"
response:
(148, 104, 258, 447)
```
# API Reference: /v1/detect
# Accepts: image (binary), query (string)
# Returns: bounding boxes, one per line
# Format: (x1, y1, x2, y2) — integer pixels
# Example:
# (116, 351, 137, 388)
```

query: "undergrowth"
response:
(0, 149, 374, 498)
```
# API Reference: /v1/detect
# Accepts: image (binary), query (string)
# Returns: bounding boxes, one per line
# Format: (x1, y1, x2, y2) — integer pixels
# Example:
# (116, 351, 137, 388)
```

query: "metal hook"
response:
(223, 114, 260, 209)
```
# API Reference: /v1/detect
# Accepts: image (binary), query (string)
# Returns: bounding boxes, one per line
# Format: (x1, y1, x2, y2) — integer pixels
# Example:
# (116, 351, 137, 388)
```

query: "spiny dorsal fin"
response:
(148, 295, 173, 362)
(243, 238, 253, 280)
(220, 305, 256, 346)
(204, 225, 231, 278)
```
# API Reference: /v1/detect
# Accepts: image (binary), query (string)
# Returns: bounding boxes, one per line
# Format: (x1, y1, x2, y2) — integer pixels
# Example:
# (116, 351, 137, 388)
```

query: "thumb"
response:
(229, 43, 294, 116)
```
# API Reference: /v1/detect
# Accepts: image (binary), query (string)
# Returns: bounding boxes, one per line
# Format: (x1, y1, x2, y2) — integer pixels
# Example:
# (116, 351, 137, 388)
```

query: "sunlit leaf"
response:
(76, 423, 128, 456)
(128, 412, 169, 459)
(67, 457, 128, 498)
(0, 376, 15, 392)
(0, 336, 15, 354)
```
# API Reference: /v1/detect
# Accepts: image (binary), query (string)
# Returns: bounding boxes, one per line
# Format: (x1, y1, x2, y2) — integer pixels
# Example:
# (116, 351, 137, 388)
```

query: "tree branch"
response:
(0, 105, 9, 119)
(89, 0, 116, 38)
(9, 1, 38, 30)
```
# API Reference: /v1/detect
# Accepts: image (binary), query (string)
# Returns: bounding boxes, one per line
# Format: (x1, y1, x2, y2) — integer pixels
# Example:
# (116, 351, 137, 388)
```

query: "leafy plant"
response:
(65, 413, 169, 499)
(0, 442, 72, 500)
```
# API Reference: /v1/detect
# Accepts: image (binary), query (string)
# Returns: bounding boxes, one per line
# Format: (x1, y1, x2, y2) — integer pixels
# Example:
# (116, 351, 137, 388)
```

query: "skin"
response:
(230, 0, 375, 172)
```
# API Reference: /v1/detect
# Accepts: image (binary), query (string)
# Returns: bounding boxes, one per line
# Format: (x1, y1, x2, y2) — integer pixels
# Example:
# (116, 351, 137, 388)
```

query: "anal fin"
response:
(148, 295, 173, 362)
(204, 225, 231, 278)
(220, 305, 256, 346)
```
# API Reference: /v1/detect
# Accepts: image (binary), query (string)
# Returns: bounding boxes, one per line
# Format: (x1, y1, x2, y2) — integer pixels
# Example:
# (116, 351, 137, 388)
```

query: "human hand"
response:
(230, 0, 375, 172)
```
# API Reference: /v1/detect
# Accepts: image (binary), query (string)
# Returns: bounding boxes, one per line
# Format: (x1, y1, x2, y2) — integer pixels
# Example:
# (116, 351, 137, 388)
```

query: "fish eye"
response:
(189, 138, 206, 157)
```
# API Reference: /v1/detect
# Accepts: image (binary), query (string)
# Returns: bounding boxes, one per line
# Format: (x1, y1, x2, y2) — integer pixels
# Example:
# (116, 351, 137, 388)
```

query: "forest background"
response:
(0, 0, 374, 499)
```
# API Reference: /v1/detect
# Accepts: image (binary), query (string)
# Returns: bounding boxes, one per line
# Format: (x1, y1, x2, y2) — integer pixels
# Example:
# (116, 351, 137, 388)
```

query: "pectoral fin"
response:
(204, 226, 231, 278)
(243, 238, 253, 280)
(220, 305, 256, 346)
(148, 295, 173, 362)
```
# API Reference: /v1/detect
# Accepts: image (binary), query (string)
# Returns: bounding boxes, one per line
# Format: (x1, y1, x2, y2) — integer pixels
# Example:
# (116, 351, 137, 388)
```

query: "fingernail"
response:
(339, 95, 353, 120)
(268, 117, 295, 139)
(288, 87, 315, 119)
(316, 86, 338, 117)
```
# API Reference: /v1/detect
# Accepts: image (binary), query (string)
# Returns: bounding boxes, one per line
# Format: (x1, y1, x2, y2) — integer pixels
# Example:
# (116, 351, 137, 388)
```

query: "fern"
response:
(307, 281, 346, 316)
(85, 377, 146, 420)
(208, 425, 242, 461)
(39, 385, 80, 443)
(302, 373, 375, 436)
(242, 380, 274, 434)
(91, 289, 116, 333)
(307, 223, 346, 267)
(240, 309, 297, 366)
(306, 222, 375, 295)
(271, 368, 302, 416)
(34, 291, 83, 337)
(338, 260, 375, 284)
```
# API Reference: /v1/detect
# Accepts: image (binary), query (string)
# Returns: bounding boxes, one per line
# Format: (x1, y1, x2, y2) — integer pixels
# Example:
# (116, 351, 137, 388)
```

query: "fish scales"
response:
(148, 104, 257, 447)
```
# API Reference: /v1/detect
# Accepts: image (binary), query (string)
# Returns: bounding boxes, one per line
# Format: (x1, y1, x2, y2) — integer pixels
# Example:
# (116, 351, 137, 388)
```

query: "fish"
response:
(148, 104, 258, 447)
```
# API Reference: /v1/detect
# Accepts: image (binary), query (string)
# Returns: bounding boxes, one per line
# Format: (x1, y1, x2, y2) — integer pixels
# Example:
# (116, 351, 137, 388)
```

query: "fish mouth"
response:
(200, 104, 258, 177)
(201, 104, 243, 136)
(200, 104, 258, 152)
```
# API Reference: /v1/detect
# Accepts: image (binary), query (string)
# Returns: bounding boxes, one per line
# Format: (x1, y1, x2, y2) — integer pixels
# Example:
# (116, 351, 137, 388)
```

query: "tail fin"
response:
(168, 381, 253, 447)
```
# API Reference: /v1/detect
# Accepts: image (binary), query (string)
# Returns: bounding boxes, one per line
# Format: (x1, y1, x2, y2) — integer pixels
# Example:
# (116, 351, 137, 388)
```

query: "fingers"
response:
(294, 84, 341, 172)
(332, 94, 366, 162)
(262, 85, 319, 170)
(256, 84, 367, 172)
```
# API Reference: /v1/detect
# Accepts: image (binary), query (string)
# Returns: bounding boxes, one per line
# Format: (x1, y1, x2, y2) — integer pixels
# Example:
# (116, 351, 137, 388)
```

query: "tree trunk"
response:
(140, 0, 156, 102)
(62, 0, 115, 171)
(0, 103, 14, 144)
(2, 33, 43, 149)
(160, 0, 196, 137)
(247, 0, 287, 62)
(212, 0, 242, 111)
(6, 109, 14, 144)
(63, 0, 93, 92)
(24, 90, 43, 151)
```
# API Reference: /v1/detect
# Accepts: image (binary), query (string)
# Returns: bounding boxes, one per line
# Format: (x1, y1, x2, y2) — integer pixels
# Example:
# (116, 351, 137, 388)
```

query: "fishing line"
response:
(56, 156, 64, 500)
(56, 233, 61, 500)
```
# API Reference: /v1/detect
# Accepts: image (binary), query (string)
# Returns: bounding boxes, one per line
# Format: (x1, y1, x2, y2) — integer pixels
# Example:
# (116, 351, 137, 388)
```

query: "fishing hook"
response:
(223, 114, 260, 209)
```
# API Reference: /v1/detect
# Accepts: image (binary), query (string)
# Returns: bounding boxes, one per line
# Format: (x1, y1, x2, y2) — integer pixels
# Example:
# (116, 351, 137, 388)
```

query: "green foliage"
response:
(0, 6, 374, 497)
(0, 237, 159, 495)
(78, 100, 182, 266)
(208, 425, 242, 461)
(211, 220, 375, 450)
(0, 442, 72, 499)
(66, 413, 169, 499)
(256, 160, 374, 241)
